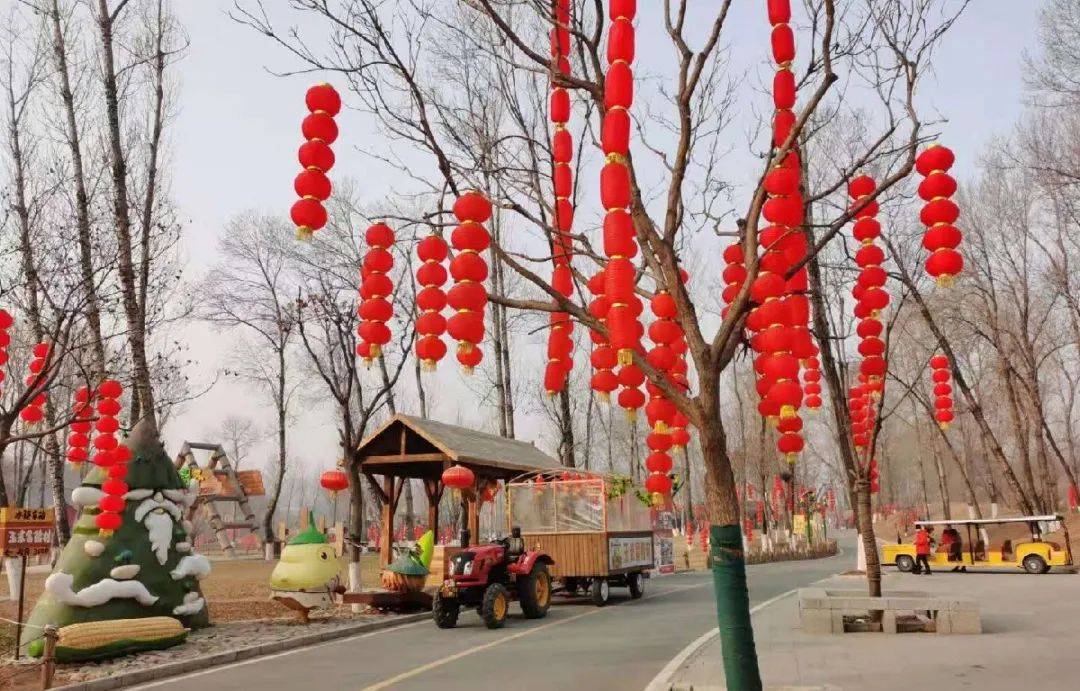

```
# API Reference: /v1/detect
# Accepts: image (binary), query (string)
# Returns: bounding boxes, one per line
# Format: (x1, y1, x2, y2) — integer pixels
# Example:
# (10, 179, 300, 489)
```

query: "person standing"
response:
(914, 525, 934, 575)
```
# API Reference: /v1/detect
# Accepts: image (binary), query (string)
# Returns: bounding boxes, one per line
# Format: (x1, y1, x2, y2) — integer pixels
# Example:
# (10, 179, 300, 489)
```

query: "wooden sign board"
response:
(0, 507, 56, 557)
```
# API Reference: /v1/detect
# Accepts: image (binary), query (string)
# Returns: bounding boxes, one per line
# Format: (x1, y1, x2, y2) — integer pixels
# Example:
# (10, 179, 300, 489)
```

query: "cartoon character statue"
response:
(269, 515, 342, 622)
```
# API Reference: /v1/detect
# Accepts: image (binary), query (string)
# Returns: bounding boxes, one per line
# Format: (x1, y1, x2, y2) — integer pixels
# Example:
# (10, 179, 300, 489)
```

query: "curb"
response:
(53, 612, 430, 691)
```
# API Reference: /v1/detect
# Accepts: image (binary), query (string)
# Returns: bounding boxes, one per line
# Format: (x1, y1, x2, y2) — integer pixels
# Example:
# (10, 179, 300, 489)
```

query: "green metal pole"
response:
(710, 524, 762, 690)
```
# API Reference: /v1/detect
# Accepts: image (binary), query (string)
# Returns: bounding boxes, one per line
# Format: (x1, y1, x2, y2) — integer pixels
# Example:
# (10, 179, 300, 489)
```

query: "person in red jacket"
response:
(914, 525, 934, 575)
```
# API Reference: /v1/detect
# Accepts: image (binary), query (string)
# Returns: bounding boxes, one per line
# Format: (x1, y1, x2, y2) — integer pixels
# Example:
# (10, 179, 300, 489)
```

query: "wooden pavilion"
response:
(357, 414, 562, 566)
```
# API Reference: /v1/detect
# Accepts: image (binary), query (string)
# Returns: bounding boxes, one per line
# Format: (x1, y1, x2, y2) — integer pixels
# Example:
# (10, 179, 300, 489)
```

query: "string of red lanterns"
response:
(929, 353, 954, 429)
(849, 175, 888, 402)
(543, 0, 576, 396)
(915, 144, 964, 286)
(66, 386, 94, 468)
(601, 0, 643, 372)
(357, 222, 396, 365)
(448, 191, 492, 373)
(95, 379, 130, 537)
(415, 235, 449, 370)
(20, 342, 51, 425)
(643, 286, 681, 498)
(720, 241, 745, 319)
(291, 84, 340, 242)
(588, 270, 619, 403)
(746, 0, 808, 463)
(0, 309, 11, 394)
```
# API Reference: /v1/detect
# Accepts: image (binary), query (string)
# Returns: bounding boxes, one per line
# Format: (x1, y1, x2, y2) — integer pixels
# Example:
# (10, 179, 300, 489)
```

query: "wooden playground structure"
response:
(174, 441, 266, 557)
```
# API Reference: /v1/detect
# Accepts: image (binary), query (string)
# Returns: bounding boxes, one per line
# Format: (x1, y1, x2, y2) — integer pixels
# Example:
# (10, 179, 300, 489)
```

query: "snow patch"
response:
(173, 591, 205, 616)
(171, 554, 211, 580)
(83, 540, 105, 558)
(72, 487, 103, 507)
(45, 572, 158, 607)
(110, 564, 141, 580)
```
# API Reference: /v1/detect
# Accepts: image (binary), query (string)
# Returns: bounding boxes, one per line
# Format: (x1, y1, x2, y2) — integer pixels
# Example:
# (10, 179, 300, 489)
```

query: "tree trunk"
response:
(49, 0, 107, 377)
(557, 387, 575, 466)
(95, 0, 156, 425)
(698, 375, 761, 690)
(261, 351, 288, 543)
(931, 436, 951, 519)
(855, 479, 881, 597)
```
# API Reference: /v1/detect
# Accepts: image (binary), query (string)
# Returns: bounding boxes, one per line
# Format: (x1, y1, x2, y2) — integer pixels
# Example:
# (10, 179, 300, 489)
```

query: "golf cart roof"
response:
(914, 515, 1062, 527)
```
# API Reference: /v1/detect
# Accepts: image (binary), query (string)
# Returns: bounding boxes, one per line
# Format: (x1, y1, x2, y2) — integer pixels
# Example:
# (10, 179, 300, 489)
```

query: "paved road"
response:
(132, 532, 854, 691)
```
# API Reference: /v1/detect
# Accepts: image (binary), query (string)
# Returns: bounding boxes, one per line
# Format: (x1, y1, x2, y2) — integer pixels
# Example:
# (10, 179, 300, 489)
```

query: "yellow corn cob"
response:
(59, 616, 187, 650)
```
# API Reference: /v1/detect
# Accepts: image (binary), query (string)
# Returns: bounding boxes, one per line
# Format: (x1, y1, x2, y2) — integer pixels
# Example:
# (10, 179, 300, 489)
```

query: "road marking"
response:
(362, 580, 709, 691)
(127, 620, 428, 689)
(641, 587, 798, 691)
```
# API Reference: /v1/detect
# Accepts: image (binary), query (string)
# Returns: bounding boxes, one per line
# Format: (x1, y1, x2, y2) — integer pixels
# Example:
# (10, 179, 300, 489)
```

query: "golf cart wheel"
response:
(627, 572, 645, 599)
(519, 563, 552, 619)
(1022, 554, 1048, 574)
(481, 583, 510, 629)
(432, 593, 460, 629)
(590, 578, 610, 607)
(895, 555, 915, 573)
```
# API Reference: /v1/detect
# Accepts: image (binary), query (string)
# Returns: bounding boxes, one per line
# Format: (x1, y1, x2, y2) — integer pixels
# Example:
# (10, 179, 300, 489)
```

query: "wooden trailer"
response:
(506, 471, 654, 606)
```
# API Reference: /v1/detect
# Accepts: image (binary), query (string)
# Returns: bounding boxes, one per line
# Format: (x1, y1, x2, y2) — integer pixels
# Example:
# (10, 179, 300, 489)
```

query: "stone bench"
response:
(798, 588, 980, 635)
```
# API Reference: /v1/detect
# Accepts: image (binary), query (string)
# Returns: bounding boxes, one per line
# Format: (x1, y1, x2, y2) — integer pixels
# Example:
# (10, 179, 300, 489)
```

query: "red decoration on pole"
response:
(848, 175, 889, 410)
(292, 83, 341, 242)
(915, 144, 963, 286)
(448, 191, 492, 373)
(0, 309, 12, 396)
(357, 222, 396, 365)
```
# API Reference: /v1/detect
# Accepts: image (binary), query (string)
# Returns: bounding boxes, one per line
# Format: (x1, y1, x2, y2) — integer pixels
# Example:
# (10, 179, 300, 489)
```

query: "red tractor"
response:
(433, 528, 554, 629)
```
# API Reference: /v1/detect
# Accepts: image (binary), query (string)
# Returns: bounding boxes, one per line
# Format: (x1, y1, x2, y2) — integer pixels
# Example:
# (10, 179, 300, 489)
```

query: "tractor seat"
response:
(505, 536, 526, 558)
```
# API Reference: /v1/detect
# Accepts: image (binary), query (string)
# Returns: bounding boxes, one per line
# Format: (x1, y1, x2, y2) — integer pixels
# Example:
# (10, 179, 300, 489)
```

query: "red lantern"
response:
(645, 472, 672, 496)
(306, 83, 342, 116)
(442, 464, 475, 490)
(320, 469, 349, 495)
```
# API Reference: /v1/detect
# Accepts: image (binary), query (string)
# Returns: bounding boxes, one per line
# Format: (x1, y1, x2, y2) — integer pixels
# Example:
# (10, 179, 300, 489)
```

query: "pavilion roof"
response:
(356, 414, 560, 478)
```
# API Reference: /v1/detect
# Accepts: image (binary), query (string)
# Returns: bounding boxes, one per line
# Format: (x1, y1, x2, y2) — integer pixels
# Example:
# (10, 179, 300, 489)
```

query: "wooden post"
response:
(380, 474, 395, 567)
(425, 479, 441, 541)
(40, 624, 58, 689)
(467, 495, 480, 543)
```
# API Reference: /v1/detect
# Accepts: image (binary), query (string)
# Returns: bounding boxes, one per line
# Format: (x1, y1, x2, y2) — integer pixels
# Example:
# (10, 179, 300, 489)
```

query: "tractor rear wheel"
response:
(481, 583, 510, 629)
(519, 563, 552, 619)
(432, 593, 460, 629)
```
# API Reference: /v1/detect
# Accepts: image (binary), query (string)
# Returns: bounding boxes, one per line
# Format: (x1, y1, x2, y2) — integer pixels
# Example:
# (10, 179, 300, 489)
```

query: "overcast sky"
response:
(158, 1, 1041, 473)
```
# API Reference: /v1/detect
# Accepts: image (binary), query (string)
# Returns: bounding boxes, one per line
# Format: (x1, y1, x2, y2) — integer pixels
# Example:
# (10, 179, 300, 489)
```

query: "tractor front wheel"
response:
(481, 583, 510, 629)
(433, 593, 460, 629)
(519, 563, 552, 619)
